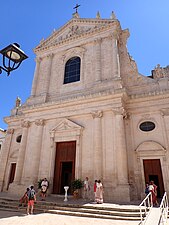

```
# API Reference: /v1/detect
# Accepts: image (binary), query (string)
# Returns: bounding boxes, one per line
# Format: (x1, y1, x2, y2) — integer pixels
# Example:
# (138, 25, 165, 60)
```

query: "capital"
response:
(21, 121, 30, 128)
(92, 110, 103, 119)
(112, 107, 129, 119)
(47, 53, 54, 59)
(35, 57, 42, 63)
(35, 119, 45, 126)
(7, 128, 14, 134)
(112, 31, 119, 40)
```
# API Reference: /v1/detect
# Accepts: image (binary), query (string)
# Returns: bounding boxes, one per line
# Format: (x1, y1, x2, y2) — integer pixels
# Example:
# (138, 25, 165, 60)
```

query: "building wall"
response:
(1, 15, 169, 202)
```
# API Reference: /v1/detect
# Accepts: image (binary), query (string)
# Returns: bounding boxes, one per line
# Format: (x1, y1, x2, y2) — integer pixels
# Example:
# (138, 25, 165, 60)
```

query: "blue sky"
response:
(0, 1, 169, 129)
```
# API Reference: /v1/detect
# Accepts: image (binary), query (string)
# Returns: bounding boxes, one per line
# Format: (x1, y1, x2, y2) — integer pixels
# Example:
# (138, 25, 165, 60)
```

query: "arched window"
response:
(64, 57, 81, 84)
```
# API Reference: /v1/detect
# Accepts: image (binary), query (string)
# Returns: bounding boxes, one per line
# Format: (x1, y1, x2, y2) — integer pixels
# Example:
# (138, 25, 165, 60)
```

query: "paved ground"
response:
(0, 210, 140, 225)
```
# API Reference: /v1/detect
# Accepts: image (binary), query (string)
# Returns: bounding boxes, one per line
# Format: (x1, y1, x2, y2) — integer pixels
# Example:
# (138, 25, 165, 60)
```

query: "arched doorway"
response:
(135, 141, 166, 198)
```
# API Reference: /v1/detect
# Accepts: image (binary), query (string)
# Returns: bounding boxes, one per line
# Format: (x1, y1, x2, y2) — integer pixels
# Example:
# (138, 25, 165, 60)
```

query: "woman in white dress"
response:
(95, 180, 103, 204)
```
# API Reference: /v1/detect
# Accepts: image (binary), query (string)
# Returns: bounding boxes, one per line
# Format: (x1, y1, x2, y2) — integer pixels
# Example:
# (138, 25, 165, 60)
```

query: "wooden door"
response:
(53, 141, 76, 194)
(7, 163, 16, 189)
(143, 159, 164, 197)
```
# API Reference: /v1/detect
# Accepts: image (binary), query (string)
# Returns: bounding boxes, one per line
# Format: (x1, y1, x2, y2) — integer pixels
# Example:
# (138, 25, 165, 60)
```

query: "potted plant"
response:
(72, 179, 83, 198)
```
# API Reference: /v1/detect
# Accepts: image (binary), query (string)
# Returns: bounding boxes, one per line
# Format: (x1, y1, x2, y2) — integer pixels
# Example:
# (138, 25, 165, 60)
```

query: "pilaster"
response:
(112, 32, 120, 78)
(94, 38, 102, 82)
(0, 128, 14, 191)
(92, 110, 103, 180)
(31, 57, 42, 96)
(14, 121, 30, 184)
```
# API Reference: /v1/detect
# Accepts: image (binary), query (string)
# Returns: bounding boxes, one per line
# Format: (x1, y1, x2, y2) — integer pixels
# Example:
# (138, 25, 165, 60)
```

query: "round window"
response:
(139, 121, 155, 132)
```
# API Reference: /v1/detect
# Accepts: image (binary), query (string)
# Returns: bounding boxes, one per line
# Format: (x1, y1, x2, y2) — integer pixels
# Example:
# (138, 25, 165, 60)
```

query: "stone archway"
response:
(135, 140, 166, 198)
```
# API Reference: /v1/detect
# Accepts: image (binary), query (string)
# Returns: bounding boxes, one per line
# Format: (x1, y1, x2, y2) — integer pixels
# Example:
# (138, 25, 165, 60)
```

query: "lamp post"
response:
(0, 43, 28, 76)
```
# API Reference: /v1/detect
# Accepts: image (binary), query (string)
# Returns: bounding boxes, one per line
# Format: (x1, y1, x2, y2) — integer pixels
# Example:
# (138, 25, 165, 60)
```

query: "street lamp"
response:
(0, 43, 28, 76)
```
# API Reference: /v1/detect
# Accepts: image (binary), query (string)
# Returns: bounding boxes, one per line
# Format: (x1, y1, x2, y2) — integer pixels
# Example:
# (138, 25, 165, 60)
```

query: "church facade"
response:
(0, 12, 169, 202)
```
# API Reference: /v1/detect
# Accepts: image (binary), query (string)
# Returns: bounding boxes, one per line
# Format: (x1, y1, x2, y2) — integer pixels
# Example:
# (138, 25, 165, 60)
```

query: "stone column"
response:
(94, 38, 102, 82)
(92, 110, 103, 179)
(14, 121, 30, 184)
(112, 32, 120, 78)
(31, 57, 42, 96)
(113, 107, 128, 184)
(0, 128, 14, 191)
(43, 53, 54, 95)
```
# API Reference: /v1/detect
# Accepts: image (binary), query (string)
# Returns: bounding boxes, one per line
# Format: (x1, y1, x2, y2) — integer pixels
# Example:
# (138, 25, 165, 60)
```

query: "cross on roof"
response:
(73, 4, 80, 13)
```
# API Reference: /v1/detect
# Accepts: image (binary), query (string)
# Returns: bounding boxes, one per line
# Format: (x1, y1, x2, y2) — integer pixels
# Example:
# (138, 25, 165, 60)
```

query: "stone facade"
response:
(1, 13, 169, 202)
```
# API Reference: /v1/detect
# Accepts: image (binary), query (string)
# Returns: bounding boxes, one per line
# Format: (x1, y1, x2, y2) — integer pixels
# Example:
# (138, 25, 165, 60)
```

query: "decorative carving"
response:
(92, 110, 103, 119)
(96, 11, 101, 19)
(152, 64, 169, 79)
(21, 121, 30, 128)
(15, 96, 21, 108)
(7, 128, 14, 134)
(35, 119, 45, 126)
(51, 118, 83, 132)
(110, 11, 116, 20)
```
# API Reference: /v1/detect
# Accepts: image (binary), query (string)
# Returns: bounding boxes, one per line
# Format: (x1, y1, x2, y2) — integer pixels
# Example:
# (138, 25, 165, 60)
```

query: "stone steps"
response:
(0, 197, 143, 221)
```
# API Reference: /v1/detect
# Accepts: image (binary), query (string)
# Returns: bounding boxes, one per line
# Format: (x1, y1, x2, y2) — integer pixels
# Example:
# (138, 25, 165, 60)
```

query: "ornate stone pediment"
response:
(35, 18, 118, 52)
(50, 119, 83, 147)
(50, 118, 83, 133)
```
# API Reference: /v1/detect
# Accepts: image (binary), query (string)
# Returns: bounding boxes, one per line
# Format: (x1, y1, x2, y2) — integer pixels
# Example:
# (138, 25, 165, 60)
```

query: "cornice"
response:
(21, 88, 126, 114)
(129, 89, 169, 101)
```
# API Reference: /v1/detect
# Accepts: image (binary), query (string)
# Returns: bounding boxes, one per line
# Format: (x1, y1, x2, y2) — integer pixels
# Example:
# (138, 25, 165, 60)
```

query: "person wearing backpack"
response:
(27, 185, 36, 215)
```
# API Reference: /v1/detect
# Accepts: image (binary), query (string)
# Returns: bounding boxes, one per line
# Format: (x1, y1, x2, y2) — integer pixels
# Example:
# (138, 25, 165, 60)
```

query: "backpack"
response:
(28, 189, 35, 200)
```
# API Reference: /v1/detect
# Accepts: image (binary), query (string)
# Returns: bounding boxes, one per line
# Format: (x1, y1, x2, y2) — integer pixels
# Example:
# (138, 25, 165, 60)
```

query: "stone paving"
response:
(0, 192, 141, 224)
(0, 210, 140, 225)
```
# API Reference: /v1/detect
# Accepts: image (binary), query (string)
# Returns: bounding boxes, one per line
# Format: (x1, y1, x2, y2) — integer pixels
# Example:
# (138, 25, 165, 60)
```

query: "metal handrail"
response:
(159, 192, 168, 225)
(139, 192, 153, 224)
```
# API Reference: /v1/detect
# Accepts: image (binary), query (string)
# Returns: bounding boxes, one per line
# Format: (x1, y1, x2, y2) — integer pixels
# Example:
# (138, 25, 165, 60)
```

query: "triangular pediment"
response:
(35, 18, 118, 52)
(51, 118, 83, 133)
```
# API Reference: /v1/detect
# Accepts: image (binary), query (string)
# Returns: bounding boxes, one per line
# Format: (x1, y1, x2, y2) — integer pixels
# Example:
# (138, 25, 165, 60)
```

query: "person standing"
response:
(83, 177, 90, 199)
(151, 180, 158, 206)
(19, 187, 30, 207)
(27, 185, 36, 215)
(95, 180, 103, 204)
(40, 178, 49, 200)
(94, 180, 98, 202)
(149, 181, 158, 206)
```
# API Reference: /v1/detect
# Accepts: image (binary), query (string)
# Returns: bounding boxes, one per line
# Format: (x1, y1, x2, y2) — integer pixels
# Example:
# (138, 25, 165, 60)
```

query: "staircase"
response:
(0, 196, 142, 221)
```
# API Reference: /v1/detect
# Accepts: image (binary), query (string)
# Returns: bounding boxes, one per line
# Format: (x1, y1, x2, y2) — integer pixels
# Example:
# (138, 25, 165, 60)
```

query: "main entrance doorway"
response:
(143, 159, 164, 197)
(53, 141, 76, 194)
